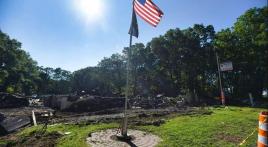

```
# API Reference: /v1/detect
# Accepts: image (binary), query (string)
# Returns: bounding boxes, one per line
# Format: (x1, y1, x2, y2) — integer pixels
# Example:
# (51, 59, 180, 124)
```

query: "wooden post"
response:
(32, 110, 37, 126)
(249, 93, 254, 107)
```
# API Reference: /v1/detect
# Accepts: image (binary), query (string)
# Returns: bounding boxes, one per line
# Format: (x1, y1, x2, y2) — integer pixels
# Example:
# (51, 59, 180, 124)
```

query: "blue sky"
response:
(0, 0, 266, 71)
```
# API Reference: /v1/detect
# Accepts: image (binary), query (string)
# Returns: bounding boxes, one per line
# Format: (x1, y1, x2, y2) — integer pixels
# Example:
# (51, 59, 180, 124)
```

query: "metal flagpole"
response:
(216, 51, 225, 105)
(121, 4, 134, 138)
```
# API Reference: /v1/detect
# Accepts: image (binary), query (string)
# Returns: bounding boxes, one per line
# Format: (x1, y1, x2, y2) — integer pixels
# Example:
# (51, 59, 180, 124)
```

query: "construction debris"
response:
(43, 94, 186, 113)
(0, 116, 31, 136)
(44, 95, 125, 112)
(0, 92, 29, 108)
(130, 96, 185, 109)
(0, 107, 54, 136)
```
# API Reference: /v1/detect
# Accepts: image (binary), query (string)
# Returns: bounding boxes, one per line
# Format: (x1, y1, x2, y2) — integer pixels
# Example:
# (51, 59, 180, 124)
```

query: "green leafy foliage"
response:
(0, 31, 72, 95)
(0, 31, 40, 95)
(214, 7, 268, 98)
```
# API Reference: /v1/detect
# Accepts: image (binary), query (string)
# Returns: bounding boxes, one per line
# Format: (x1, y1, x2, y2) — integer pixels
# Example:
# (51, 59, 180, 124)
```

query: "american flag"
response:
(133, 0, 163, 27)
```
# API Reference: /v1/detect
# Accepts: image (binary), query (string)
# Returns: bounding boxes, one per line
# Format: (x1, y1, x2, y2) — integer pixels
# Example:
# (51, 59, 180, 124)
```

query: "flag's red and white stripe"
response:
(134, 0, 163, 27)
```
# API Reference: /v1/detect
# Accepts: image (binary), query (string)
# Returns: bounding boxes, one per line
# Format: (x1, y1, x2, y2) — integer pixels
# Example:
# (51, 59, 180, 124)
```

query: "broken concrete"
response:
(43, 94, 186, 113)
(0, 116, 31, 136)
(0, 92, 29, 108)
(0, 107, 55, 136)
(130, 96, 184, 109)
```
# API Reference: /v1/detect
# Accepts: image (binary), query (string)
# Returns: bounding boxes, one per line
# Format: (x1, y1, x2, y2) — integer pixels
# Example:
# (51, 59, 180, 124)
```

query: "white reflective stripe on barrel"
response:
(259, 122, 268, 131)
(258, 135, 268, 146)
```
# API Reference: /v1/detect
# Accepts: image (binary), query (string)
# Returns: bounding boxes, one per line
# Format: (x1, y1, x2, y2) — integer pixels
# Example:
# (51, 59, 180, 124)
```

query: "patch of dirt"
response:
(52, 107, 191, 124)
(131, 119, 166, 126)
(1, 132, 62, 147)
(216, 132, 242, 144)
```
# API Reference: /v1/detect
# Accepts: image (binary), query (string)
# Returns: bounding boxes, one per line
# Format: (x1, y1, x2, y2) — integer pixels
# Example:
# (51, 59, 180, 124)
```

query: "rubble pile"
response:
(0, 116, 31, 136)
(130, 96, 184, 109)
(43, 94, 185, 113)
(0, 107, 54, 136)
(44, 95, 125, 112)
(0, 92, 29, 108)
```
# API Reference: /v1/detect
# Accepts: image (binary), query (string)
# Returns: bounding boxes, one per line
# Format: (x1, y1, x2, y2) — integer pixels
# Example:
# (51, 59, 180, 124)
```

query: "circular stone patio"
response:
(87, 129, 162, 147)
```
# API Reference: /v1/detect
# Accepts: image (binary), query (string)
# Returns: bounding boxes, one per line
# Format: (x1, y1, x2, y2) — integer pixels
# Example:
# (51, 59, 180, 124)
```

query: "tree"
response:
(98, 54, 126, 96)
(214, 7, 268, 98)
(72, 67, 105, 95)
(0, 30, 40, 95)
(37, 67, 72, 95)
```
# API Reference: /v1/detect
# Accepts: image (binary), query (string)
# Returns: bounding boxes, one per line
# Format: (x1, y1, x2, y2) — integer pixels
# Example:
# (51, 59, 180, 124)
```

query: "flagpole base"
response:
(115, 134, 133, 142)
(121, 116, 128, 137)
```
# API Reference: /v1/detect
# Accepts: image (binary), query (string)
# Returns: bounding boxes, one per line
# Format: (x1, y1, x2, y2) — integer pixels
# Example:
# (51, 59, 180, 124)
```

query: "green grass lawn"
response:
(137, 107, 264, 147)
(3, 106, 267, 147)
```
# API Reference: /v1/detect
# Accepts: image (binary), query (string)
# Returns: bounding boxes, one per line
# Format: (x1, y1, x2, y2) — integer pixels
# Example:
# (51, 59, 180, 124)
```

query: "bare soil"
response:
(0, 131, 62, 147)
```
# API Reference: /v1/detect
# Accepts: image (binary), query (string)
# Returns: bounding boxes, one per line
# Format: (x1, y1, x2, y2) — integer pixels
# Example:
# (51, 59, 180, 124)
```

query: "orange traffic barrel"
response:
(258, 111, 268, 147)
